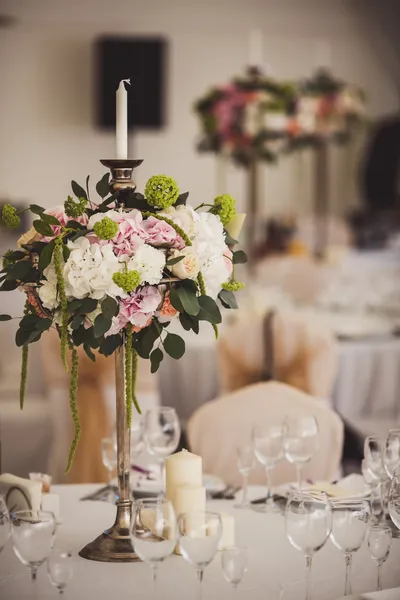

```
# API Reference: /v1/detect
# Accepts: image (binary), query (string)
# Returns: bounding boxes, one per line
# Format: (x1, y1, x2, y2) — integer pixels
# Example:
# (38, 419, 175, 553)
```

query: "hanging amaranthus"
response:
(53, 236, 68, 371)
(65, 345, 80, 473)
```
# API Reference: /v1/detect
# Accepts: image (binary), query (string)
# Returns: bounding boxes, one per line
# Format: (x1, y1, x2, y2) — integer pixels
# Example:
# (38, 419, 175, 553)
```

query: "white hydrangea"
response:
(64, 237, 124, 300)
(202, 255, 230, 299)
(127, 242, 166, 285)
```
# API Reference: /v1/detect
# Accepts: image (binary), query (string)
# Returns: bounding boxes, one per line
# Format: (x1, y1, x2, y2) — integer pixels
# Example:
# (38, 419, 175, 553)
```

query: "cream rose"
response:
(170, 248, 200, 280)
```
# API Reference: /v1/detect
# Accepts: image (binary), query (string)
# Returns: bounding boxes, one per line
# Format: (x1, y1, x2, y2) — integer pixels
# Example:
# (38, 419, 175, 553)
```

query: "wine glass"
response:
(282, 416, 318, 490)
(285, 491, 332, 600)
(252, 423, 283, 512)
(0, 495, 10, 553)
(178, 511, 222, 600)
(384, 430, 400, 479)
(131, 498, 177, 599)
(330, 500, 371, 596)
(364, 436, 386, 481)
(221, 546, 248, 594)
(388, 466, 400, 529)
(11, 510, 56, 584)
(367, 525, 392, 591)
(101, 437, 118, 502)
(130, 418, 145, 463)
(235, 445, 255, 509)
(145, 407, 181, 495)
(47, 549, 74, 595)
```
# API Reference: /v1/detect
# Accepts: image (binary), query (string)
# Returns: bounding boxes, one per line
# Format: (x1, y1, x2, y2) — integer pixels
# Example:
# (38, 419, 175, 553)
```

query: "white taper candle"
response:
(116, 78, 130, 159)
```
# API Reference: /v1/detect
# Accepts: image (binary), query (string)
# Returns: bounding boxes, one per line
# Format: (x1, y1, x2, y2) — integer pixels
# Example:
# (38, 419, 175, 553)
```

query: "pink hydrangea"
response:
(106, 286, 162, 336)
(140, 216, 182, 248)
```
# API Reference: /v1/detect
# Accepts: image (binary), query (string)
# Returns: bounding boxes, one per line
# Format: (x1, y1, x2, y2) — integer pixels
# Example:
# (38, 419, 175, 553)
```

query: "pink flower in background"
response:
(223, 246, 233, 277)
(140, 216, 181, 247)
(106, 286, 162, 335)
(41, 205, 88, 241)
(214, 85, 245, 139)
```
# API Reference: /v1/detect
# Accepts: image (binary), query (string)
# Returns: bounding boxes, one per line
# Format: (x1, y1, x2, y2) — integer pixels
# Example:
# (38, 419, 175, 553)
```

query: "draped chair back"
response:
(41, 330, 114, 483)
(218, 308, 338, 400)
(187, 381, 344, 486)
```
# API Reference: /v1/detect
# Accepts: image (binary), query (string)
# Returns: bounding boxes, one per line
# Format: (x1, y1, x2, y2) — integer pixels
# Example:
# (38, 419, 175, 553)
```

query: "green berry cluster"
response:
(222, 279, 245, 292)
(210, 194, 236, 226)
(2, 204, 21, 229)
(93, 216, 118, 240)
(112, 270, 141, 294)
(64, 195, 88, 218)
(145, 175, 179, 209)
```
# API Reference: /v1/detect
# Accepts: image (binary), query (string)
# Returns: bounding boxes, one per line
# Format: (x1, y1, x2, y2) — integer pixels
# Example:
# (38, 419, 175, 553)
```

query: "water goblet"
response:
(131, 498, 177, 599)
(0, 495, 10, 553)
(235, 445, 255, 509)
(144, 407, 181, 495)
(252, 424, 283, 512)
(364, 436, 386, 481)
(221, 546, 248, 595)
(384, 429, 400, 479)
(101, 437, 118, 502)
(130, 418, 145, 462)
(282, 416, 318, 490)
(367, 525, 392, 591)
(285, 491, 332, 600)
(47, 549, 74, 595)
(330, 500, 371, 596)
(388, 466, 400, 529)
(178, 511, 222, 600)
(11, 510, 56, 584)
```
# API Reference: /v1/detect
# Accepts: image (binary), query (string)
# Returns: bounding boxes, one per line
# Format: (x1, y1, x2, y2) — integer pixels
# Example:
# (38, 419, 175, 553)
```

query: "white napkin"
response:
(0, 473, 42, 513)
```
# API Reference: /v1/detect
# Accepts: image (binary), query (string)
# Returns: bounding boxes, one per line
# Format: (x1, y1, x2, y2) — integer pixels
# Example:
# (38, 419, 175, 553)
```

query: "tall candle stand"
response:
(79, 159, 142, 563)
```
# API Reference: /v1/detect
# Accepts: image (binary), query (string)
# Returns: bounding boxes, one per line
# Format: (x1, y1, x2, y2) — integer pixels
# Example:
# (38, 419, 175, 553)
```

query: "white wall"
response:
(0, 0, 398, 218)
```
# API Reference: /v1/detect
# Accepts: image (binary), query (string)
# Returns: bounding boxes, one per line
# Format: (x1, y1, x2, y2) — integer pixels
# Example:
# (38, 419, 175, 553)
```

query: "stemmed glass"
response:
(330, 500, 371, 596)
(178, 511, 222, 600)
(235, 445, 255, 509)
(252, 424, 283, 512)
(131, 498, 177, 599)
(47, 549, 74, 595)
(145, 407, 181, 495)
(364, 436, 387, 482)
(130, 418, 145, 463)
(384, 430, 400, 479)
(285, 491, 332, 600)
(0, 495, 10, 553)
(101, 437, 118, 502)
(367, 525, 392, 591)
(221, 546, 248, 595)
(11, 510, 56, 585)
(388, 466, 400, 529)
(282, 416, 318, 490)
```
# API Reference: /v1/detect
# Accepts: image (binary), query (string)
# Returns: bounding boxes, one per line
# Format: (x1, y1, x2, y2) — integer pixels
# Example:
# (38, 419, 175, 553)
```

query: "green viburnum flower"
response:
(2, 204, 21, 229)
(145, 175, 179, 209)
(112, 270, 141, 293)
(2, 250, 14, 269)
(210, 194, 236, 226)
(64, 195, 88, 218)
(93, 216, 118, 240)
(222, 279, 245, 292)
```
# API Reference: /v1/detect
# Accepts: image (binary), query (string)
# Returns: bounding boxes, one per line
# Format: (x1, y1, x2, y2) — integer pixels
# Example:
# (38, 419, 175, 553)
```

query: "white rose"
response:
(128, 242, 165, 285)
(38, 280, 58, 310)
(160, 205, 198, 238)
(170, 248, 200, 280)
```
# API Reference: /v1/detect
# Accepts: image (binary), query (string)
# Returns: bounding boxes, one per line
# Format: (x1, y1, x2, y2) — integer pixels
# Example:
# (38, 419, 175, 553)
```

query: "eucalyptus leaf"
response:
(96, 173, 110, 198)
(232, 250, 248, 264)
(100, 191, 120, 208)
(169, 288, 184, 312)
(4, 251, 26, 262)
(166, 256, 185, 266)
(38, 240, 55, 271)
(66, 220, 85, 230)
(179, 312, 192, 331)
(164, 333, 185, 360)
(85, 175, 91, 200)
(67, 299, 83, 313)
(29, 204, 45, 215)
(34, 318, 52, 332)
(99, 334, 122, 356)
(70, 229, 87, 241)
(71, 180, 87, 200)
(136, 325, 159, 359)
(101, 296, 118, 319)
(20, 314, 40, 330)
(175, 192, 189, 206)
(71, 315, 85, 330)
(93, 314, 112, 338)
(176, 286, 200, 316)
(150, 348, 163, 373)
(79, 298, 98, 315)
(218, 289, 238, 309)
(16, 328, 42, 347)
(0, 314, 12, 321)
(197, 295, 222, 324)
(224, 231, 238, 246)
(6, 260, 32, 280)
(40, 213, 61, 226)
(33, 219, 54, 237)
(0, 279, 19, 291)
(83, 343, 96, 362)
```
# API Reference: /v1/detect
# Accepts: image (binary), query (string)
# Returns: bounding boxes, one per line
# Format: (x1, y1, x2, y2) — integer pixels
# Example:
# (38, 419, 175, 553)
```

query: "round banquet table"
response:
(1, 484, 400, 600)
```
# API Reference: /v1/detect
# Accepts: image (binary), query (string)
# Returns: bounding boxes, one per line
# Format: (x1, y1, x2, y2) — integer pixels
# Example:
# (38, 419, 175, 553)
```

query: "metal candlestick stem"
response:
(79, 158, 143, 563)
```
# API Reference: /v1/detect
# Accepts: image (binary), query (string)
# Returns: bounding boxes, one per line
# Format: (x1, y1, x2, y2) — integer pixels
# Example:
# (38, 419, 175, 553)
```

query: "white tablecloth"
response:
(1, 484, 400, 600)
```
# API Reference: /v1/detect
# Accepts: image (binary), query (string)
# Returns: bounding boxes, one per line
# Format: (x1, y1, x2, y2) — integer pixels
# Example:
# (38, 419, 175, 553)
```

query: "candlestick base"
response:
(100, 159, 143, 195)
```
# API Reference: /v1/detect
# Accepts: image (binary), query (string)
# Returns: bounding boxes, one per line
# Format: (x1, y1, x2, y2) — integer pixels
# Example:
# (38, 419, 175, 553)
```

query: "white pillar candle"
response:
(116, 78, 130, 159)
(166, 450, 202, 503)
(174, 483, 206, 554)
(225, 213, 246, 241)
(249, 30, 263, 66)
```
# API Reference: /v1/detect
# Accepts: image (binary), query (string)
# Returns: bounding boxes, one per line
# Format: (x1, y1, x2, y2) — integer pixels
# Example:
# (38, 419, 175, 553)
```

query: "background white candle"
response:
(249, 30, 263, 66)
(116, 78, 130, 159)
(166, 450, 202, 503)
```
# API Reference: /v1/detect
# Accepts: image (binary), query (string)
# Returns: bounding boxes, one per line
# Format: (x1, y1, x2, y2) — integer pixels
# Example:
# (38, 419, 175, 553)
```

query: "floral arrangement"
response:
(194, 69, 296, 167)
(287, 69, 367, 148)
(0, 174, 245, 471)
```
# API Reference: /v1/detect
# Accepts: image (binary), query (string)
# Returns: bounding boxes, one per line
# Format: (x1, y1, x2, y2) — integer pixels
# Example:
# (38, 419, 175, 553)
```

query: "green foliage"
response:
(197, 295, 222, 324)
(222, 279, 245, 292)
(71, 180, 87, 201)
(150, 347, 163, 373)
(210, 194, 237, 226)
(93, 314, 112, 338)
(33, 219, 54, 237)
(132, 348, 141, 414)
(0, 314, 12, 321)
(144, 175, 180, 208)
(65, 345, 81, 473)
(64, 195, 88, 218)
(232, 250, 247, 264)
(218, 289, 238, 309)
(2, 204, 21, 228)
(38, 240, 55, 271)
(101, 296, 119, 319)
(96, 173, 110, 198)
(164, 332, 185, 359)
(40, 213, 61, 226)
(54, 237, 69, 371)
(20, 345, 28, 410)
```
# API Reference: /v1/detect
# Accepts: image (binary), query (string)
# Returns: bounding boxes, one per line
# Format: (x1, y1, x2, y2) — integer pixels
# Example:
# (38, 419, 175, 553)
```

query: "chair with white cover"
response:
(187, 381, 344, 487)
(218, 308, 338, 400)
